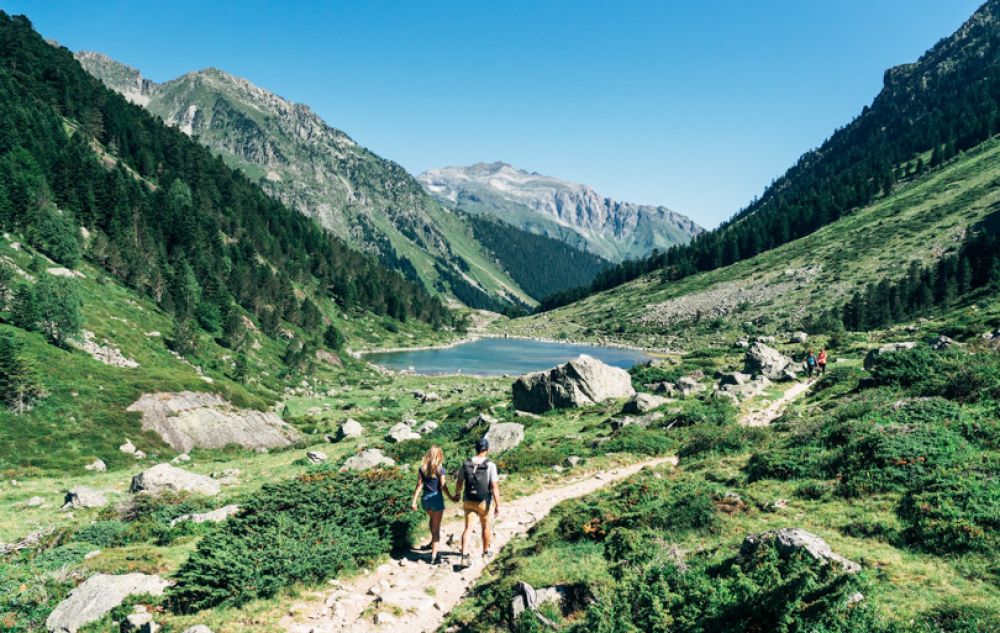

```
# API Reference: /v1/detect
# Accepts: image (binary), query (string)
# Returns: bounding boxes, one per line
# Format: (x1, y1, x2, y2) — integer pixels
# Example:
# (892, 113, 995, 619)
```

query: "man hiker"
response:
(450, 437, 501, 567)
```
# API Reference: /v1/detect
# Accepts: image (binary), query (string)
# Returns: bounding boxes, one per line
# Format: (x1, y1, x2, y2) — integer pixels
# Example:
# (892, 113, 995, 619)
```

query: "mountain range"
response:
(418, 161, 702, 262)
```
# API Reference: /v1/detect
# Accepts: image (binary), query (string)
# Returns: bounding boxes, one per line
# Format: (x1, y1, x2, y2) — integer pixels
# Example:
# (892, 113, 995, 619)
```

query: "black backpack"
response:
(462, 459, 493, 502)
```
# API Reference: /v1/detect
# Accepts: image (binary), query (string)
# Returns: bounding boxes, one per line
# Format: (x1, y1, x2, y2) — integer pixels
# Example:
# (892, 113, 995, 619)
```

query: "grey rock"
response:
(566, 456, 582, 467)
(675, 375, 707, 396)
(45, 573, 169, 633)
(421, 392, 440, 403)
(718, 372, 751, 386)
(863, 342, 917, 370)
(417, 420, 439, 434)
(306, 450, 328, 464)
(62, 486, 108, 510)
(169, 504, 239, 527)
(387, 422, 421, 443)
(337, 418, 363, 440)
(129, 463, 220, 496)
(84, 459, 107, 472)
(789, 331, 809, 344)
(126, 391, 301, 453)
(741, 528, 860, 573)
(512, 354, 635, 413)
(25, 496, 45, 507)
(744, 342, 795, 380)
(180, 627, 213, 633)
(484, 422, 525, 453)
(734, 338, 750, 348)
(171, 453, 191, 463)
(622, 392, 668, 414)
(466, 412, 498, 430)
(119, 440, 137, 455)
(343, 448, 396, 471)
(931, 334, 959, 350)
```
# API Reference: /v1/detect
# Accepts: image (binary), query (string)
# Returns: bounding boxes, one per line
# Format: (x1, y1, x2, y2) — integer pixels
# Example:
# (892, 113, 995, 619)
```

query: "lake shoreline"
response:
(352, 332, 670, 357)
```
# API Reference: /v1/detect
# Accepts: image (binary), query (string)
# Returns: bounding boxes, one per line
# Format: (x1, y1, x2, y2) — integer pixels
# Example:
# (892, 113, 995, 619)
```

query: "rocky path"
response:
(741, 378, 813, 427)
(282, 456, 677, 633)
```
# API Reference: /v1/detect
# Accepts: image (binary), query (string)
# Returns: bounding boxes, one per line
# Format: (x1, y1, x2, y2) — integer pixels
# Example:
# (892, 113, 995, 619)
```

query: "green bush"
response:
(601, 426, 675, 456)
(745, 446, 826, 481)
(497, 443, 589, 473)
(73, 520, 130, 547)
(168, 468, 420, 613)
(869, 347, 1000, 403)
(897, 471, 999, 554)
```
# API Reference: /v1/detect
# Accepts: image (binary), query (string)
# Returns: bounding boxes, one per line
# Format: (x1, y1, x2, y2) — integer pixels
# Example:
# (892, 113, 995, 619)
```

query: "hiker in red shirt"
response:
(817, 348, 828, 375)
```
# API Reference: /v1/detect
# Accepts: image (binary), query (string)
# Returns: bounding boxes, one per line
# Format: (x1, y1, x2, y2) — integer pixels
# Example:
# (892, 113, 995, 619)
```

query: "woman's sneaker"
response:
(459, 553, 471, 568)
(483, 549, 495, 561)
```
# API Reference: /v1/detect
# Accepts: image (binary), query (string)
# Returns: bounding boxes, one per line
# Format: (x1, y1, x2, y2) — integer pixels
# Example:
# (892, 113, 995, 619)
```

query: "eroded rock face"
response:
(741, 528, 860, 573)
(512, 354, 635, 413)
(342, 448, 396, 471)
(126, 391, 301, 453)
(744, 342, 795, 380)
(484, 422, 525, 453)
(129, 463, 220, 496)
(45, 573, 169, 633)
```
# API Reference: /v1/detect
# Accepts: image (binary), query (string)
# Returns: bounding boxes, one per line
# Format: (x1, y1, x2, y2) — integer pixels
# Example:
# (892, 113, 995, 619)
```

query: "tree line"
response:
(0, 12, 452, 349)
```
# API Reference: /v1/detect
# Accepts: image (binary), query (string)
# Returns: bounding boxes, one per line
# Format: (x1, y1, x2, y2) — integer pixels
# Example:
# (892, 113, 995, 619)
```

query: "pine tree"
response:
(170, 316, 199, 357)
(34, 275, 83, 347)
(0, 330, 42, 413)
(233, 347, 249, 384)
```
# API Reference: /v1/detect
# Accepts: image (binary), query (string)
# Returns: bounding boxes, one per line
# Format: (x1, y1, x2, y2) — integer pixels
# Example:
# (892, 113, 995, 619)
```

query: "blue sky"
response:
(1, 0, 984, 228)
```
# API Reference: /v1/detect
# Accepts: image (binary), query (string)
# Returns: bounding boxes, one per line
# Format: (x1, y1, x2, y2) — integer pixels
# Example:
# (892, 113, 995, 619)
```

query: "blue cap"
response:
(475, 437, 489, 452)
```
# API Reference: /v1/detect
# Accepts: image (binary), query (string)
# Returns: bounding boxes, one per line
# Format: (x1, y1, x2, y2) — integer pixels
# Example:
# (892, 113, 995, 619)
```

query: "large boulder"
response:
(863, 342, 917, 370)
(744, 342, 795, 380)
(45, 573, 169, 633)
(343, 448, 396, 471)
(484, 423, 525, 453)
(741, 528, 860, 573)
(126, 391, 301, 453)
(789, 331, 809, 344)
(129, 464, 220, 496)
(62, 486, 108, 510)
(511, 354, 635, 413)
(386, 422, 421, 443)
(337, 418, 364, 440)
(622, 392, 669, 414)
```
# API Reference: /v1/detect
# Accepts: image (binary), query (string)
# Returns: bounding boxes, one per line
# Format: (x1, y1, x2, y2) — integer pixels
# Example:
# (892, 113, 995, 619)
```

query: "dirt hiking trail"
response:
(283, 456, 677, 633)
(282, 381, 811, 633)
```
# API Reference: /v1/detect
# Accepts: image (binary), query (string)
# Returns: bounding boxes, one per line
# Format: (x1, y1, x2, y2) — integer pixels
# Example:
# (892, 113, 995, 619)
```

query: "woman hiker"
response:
(817, 348, 828, 375)
(805, 349, 817, 378)
(411, 445, 452, 565)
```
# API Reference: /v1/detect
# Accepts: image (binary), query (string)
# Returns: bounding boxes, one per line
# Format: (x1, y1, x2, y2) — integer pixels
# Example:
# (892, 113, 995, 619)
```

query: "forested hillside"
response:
(0, 13, 450, 334)
(541, 0, 1000, 310)
(464, 213, 608, 300)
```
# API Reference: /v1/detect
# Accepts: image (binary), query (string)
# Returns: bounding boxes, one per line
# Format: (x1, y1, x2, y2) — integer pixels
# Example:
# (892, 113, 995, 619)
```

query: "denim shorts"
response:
(421, 491, 445, 512)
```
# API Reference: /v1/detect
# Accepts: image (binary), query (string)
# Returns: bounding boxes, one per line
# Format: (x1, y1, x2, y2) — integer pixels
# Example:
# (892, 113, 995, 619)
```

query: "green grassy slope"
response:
(500, 138, 1000, 347)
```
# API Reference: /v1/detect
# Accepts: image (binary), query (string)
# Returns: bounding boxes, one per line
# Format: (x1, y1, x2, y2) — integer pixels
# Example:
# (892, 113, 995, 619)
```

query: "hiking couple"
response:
(805, 348, 827, 378)
(410, 437, 501, 567)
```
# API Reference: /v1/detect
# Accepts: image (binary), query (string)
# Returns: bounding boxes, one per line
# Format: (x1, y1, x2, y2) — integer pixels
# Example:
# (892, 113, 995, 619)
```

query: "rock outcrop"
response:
(741, 528, 860, 573)
(46, 573, 169, 633)
(129, 463, 220, 496)
(386, 422, 421, 443)
(512, 354, 635, 413)
(337, 418, 363, 440)
(126, 391, 301, 453)
(73, 330, 139, 368)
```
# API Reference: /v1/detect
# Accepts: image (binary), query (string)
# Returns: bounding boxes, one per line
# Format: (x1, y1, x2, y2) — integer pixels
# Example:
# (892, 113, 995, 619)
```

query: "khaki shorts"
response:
(463, 499, 491, 521)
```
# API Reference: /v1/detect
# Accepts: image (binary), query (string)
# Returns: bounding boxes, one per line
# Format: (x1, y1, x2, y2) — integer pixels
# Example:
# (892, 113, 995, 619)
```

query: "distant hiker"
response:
(411, 445, 451, 565)
(817, 348, 828, 375)
(450, 437, 501, 567)
(805, 349, 817, 378)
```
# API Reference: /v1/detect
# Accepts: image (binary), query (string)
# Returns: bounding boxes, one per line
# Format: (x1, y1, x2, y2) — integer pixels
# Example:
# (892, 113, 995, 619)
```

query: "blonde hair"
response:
(420, 445, 444, 479)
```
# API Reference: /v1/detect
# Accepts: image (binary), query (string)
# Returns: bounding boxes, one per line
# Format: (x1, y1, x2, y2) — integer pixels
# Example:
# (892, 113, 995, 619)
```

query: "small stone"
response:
(374, 612, 396, 625)
(25, 496, 44, 507)
(306, 450, 328, 464)
(119, 440, 137, 455)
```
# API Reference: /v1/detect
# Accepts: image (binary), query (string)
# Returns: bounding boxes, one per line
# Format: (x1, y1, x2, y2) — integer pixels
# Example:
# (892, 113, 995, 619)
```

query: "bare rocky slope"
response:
(418, 161, 703, 262)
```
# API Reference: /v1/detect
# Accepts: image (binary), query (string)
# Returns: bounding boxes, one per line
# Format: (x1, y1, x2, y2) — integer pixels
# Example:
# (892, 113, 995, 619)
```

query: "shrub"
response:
(601, 426, 675, 456)
(168, 468, 420, 613)
(898, 471, 1000, 555)
(745, 446, 826, 482)
(498, 444, 589, 473)
(869, 346, 1000, 403)
(73, 520, 130, 547)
